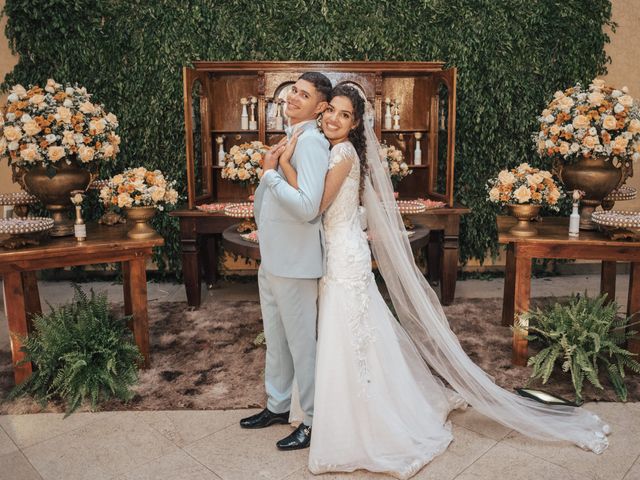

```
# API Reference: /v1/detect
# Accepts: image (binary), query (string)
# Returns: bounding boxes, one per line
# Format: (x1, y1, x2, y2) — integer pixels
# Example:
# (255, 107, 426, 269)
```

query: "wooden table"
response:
(222, 222, 431, 262)
(171, 203, 469, 308)
(498, 216, 640, 366)
(1, 223, 164, 384)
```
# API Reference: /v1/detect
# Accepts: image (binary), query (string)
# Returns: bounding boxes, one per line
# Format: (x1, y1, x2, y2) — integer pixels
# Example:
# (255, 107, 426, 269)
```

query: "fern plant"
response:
(521, 293, 640, 403)
(10, 285, 142, 415)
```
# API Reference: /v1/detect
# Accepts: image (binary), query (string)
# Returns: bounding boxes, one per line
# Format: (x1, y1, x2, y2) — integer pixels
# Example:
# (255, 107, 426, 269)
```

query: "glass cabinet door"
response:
(183, 67, 212, 209)
(429, 68, 457, 206)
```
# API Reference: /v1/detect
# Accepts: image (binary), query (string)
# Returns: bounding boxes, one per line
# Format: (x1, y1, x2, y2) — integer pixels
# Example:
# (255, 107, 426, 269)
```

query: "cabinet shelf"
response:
(211, 129, 258, 134)
(381, 129, 428, 134)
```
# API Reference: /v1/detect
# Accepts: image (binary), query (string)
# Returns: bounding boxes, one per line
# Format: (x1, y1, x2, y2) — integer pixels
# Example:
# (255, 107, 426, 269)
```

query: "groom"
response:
(240, 72, 331, 450)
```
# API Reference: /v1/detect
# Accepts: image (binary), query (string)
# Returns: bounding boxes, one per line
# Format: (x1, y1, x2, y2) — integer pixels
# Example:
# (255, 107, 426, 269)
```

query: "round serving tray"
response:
(604, 186, 637, 202)
(592, 210, 640, 229)
(0, 191, 38, 206)
(240, 231, 259, 243)
(89, 179, 110, 191)
(0, 217, 54, 235)
(397, 200, 426, 215)
(196, 203, 227, 213)
(224, 202, 254, 218)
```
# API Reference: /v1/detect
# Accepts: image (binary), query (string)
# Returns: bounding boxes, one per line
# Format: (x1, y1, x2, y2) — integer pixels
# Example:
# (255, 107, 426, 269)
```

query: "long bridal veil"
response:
(360, 101, 611, 453)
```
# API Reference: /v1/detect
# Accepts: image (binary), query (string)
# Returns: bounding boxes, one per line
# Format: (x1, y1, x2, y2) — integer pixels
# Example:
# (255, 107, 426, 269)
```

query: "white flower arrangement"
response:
(0, 79, 120, 170)
(99, 167, 179, 211)
(534, 79, 640, 168)
(380, 143, 411, 187)
(221, 141, 269, 186)
(486, 162, 564, 210)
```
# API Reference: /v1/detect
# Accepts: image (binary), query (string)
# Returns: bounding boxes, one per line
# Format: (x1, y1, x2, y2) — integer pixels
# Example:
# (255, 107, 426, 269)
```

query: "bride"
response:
(272, 84, 610, 479)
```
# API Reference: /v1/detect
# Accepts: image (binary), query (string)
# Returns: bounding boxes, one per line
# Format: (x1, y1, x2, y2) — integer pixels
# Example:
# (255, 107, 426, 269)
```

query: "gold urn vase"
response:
(507, 204, 541, 238)
(555, 156, 627, 230)
(123, 206, 157, 239)
(23, 161, 92, 236)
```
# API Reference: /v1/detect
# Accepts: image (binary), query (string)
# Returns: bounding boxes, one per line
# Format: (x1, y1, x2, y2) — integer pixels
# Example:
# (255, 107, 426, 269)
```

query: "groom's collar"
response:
(285, 119, 317, 138)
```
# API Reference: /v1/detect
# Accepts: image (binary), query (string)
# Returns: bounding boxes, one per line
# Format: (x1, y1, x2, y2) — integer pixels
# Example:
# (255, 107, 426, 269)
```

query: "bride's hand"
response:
(280, 129, 302, 166)
(263, 136, 288, 171)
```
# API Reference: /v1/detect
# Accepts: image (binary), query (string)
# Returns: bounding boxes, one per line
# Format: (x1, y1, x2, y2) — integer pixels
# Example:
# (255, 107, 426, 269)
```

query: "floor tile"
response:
(0, 412, 113, 448)
(0, 425, 18, 455)
(117, 449, 221, 480)
(623, 455, 640, 480)
(21, 412, 177, 480)
(455, 443, 582, 480)
(449, 407, 513, 441)
(501, 417, 640, 480)
(135, 409, 255, 447)
(185, 422, 308, 480)
(0, 451, 43, 480)
(413, 425, 496, 480)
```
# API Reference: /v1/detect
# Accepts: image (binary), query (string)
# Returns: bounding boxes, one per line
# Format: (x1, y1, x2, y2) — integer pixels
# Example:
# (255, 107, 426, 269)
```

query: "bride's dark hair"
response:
(329, 84, 369, 202)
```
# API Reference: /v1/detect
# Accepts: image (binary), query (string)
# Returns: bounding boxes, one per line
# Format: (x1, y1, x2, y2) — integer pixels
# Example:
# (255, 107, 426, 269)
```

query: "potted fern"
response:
(9, 285, 142, 415)
(521, 293, 640, 403)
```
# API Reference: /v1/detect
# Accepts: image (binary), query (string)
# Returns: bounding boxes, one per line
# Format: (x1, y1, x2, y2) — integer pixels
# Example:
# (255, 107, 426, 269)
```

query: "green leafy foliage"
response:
(521, 293, 640, 403)
(1, 1, 614, 274)
(10, 285, 142, 415)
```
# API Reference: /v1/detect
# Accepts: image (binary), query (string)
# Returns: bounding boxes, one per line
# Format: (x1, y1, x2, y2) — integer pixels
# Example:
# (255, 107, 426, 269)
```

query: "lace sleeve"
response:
(328, 143, 354, 171)
(319, 144, 357, 214)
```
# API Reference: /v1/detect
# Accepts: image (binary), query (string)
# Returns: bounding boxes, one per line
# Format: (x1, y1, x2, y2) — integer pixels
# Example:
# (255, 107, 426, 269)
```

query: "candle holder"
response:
(240, 97, 249, 130)
(384, 97, 392, 129)
(70, 190, 86, 242)
(216, 136, 226, 166)
(249, 96, 258, 130)
(413, 132, 422, 166)
(392, 99, 401, 130)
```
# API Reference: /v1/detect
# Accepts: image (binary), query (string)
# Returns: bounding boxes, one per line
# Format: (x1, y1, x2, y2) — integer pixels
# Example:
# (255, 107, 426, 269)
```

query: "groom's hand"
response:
(263, 137, 288, 172)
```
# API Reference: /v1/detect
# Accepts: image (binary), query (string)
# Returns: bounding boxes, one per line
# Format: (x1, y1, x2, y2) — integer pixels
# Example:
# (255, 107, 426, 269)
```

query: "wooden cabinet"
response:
(174, 61, 468, 308)
(183, 61, 457, 207)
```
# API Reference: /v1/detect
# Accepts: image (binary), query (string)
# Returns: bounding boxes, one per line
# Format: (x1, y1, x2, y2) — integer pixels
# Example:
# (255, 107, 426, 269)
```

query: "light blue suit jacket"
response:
(254, 121, 330, 278)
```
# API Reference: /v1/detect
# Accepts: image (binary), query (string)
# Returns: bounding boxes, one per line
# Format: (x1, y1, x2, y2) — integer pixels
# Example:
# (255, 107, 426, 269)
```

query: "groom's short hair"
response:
(298, 72, 332, 102)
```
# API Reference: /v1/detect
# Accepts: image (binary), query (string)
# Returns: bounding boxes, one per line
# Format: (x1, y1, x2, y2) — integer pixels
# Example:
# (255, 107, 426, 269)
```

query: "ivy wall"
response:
(2, 0, 614, 276)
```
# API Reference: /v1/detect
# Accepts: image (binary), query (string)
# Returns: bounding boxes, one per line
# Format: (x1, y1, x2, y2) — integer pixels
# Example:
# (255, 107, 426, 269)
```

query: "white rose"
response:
(6, 113, 16, 121)
(7, 93, 18, 103)
(19, 144, 40, 162)
(73, 133, 84, 144)
(55, 106, 72, 123)
(489, 187, 500, 202)
(8, 141, 18, 151)
(611, 89, 622, 98)
(11, 84, 27, 98)
(45, 134, 57, 144)
(526, 173, 544, 186)
(22, 120, 41, 137)
(614, 103, 625, 114)
(21, 114, 32, 123)
(544, 114, 555, 124)
(65, 87, 75, 95)
(78, 145, 95, 163)
(570, 142, 580, 152)
(47, 146, 66, 162)
(497, 170, 516, 184)
(79, 102, 95, 114)
(513, 185, 532, 203)
(63, 99, 73, 108)
(588, 92, 604, 106)
(29, 94, 45, 105)
(590, 79, 606, 89)
(618, 95, 634, 107)
(588, 127, 597, 136)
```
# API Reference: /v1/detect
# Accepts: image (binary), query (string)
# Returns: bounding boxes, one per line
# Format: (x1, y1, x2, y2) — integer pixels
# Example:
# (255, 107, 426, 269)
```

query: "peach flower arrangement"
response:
(100, 167, 178, 211)
(534, 79, 640, 169)
(487, 162, 564, 211)
(221, 141, 269, 186)
(0, 79, 120, 170)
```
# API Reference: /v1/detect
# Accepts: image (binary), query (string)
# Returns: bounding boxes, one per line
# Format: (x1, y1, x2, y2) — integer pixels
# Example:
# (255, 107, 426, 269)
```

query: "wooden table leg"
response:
(600, 261, 617, 304)
(21, 271, 41, 333)
(202, 234, 220, 288)
(627, 262, 640, 355)
(502, 243, 516, 327)
(427, 231, 442, 285)
(123, 256, 150, 368)
(512, 254, 532, 366)
(180, 218, 201, 308)
(440, 217, 461, 306)
(3, 272, 32, 384)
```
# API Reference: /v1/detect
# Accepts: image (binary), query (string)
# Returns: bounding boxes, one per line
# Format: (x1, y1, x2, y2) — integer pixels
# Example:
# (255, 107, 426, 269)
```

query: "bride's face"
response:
(321, 96, 357, 145)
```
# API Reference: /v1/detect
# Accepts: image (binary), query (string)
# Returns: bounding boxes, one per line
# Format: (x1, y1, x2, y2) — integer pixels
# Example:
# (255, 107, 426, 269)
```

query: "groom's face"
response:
(285, 79, 328, 125)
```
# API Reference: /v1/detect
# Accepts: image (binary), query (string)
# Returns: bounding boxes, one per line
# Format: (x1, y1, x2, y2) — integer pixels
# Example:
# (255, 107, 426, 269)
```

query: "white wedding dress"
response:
(308, 142, 466, 479)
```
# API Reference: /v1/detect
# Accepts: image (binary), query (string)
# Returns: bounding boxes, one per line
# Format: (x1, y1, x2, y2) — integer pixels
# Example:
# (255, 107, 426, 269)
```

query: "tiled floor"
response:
(1, 275, 638, 480)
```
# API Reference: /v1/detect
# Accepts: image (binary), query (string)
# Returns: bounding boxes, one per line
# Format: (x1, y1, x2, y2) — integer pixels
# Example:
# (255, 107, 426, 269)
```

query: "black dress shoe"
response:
(240, 408, 290, 429)
(276, 423, 312, 450)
